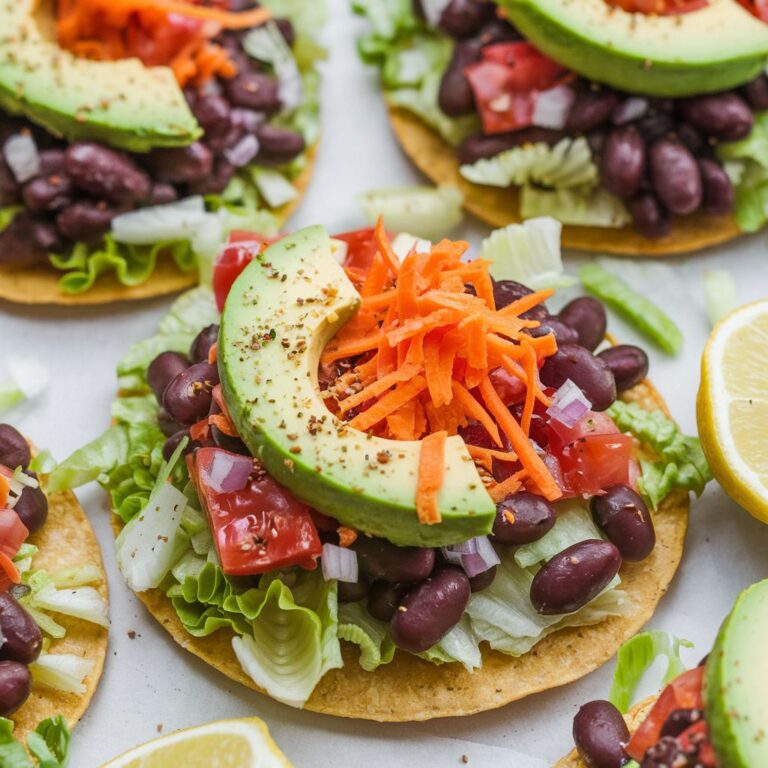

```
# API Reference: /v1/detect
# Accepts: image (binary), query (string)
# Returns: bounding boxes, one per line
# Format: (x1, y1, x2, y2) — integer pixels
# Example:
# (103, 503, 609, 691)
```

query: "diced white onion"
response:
(3, 133, 40, 183)
(321, 543, 358, 583)
(111, 197, 206, 245)
(532, 85, 576, 130)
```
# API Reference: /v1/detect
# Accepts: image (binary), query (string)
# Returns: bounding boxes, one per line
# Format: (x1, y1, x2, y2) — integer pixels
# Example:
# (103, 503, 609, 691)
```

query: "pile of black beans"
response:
(417, 0, 768, 237)
(0, 425, 48, 718)
(0, 2, 305, 266)
(573, 697, 708, 767)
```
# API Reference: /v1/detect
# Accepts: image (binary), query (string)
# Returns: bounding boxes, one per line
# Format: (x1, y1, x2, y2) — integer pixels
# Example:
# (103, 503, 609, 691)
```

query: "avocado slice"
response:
(0, 0, 201, 151)
(500, 0, 768, 97)
(705, 578, 768, 767)
(219, 225, 497, 547)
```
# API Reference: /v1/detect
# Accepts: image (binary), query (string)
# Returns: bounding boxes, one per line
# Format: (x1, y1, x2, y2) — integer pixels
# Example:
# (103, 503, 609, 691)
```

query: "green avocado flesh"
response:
(705, 579, 768, 768)
(219, 225, 497, 547)
(500, 0, 768, 96)
(0, 0, 201, 151)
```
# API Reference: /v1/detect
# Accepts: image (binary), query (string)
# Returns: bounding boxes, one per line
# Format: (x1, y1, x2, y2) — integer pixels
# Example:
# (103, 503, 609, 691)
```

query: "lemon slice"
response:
(100, 718, 292, 768)
(697, 299, 768, 522)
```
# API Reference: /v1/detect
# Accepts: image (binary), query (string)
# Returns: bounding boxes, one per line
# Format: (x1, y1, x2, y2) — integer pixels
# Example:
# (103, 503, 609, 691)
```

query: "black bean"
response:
(0, 212, 54, 266)
(224, 72, 281, 113)
(146, 183, 178, 206)
(13, 476, 48, 534)
(611, 96, 649, 126)
(530, 540, 622, 615)
(438, 40, 482, 116)
(57, 202, 124, 244)
(162, 362, 220, 426)
(367, 581, 408, 621)
(566, 89, 619, 134)
(162, 429, 195, 462)
(469, 565, 496, 593)
(591, 485, 655, 562)
(22, 174, 72, 212)
(438, 0, 495, 38)
(492, 279, 549, 321)
(557, 297, 607, 352)
(0, 593, 42, 664)
(743, 74, 768, 111)
(699, 158, 734, 216)
(255, 125, 306, 165)
(628, 193, 671, 239)
(528, 318, 579, 345)
(573, 699, 630, 768)
(493, 491, 556, 545)
(597, 345, 649, 392)
(458, 128, 565, 165)
(390, 567, 470, 652)
(338, 575, 369, 604)
(541, 344, 617, 411)
(189, 325, 220, 364)
(352, 537, 435, 583)
(600, 126, 646, 199)
(0, 661, 31, 716)
(145, 142, 213, 184)
(649, 138, 703, 216)
(0, 425, 31, 469)
(192, 93, 232, 139)
(65, 142, 150, 204)
(677, 93, 753, 141)
(0, 160, 19, 206)
(148, 351, 190, 404)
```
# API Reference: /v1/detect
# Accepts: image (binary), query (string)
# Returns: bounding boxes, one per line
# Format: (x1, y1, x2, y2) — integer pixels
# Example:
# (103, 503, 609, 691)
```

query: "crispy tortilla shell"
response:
(388, 107, 741, 257)
(113, 379, 688, 721)
(555, 696, 656, 767)
(13, 481, 109, 738)
(0, 145, 316, 306)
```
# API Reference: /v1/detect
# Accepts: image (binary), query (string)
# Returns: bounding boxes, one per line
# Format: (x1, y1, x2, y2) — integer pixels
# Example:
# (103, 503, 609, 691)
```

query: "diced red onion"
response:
(421, 0, 453, 25)
(224, 134, 259, 168)
(612, 97, 649, 126)
(321, 543, 359, 583)
(201, 451, 253, 494)
(442, 536, 500, 578)
(231, 108, 265, 134)
(547, 379, 592, 428)
(3, 133, 40, 183)
(532, 85, 576, 130)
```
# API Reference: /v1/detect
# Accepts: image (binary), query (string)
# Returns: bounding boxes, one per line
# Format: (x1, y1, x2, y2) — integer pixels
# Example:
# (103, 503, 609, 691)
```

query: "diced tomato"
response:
(0, 552, 19, 593)
(605, 0, 709, 14)
(737, 0, 768, 20)
(489, 366, 527, 406)
(626, 667, 705, 761)
(125, 11, 203, 68)
(0, 508, 28, 559)
(548, 411, 620, 453)
(557, 433, 634, 495)
(213, 236, 278, 311)
(191, 448, 322, 575)
(335, 228, 379, 273)
(481, 42, 567, 91)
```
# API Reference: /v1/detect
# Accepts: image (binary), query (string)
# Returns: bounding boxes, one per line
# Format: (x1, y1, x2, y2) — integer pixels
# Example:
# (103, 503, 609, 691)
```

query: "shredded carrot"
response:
(374, 217, 401, 277)
(416, 431, 447, 525)
(519, 339, 538, 436)
(338, 364, 420, 414)
(337, 527, 358, 547)
(209, 413, 238, 437)
(466, 445, 518, 472)
(488, 471, 527, 503)
(0, 475, 9, 509)
(497, 289, 554, 318)
(451, 381, 502, 447)
(348, 377, 428, 432)
(189, 418, 210, 443)
(208, 343, 218, 366)
(0, 552, 20, 587)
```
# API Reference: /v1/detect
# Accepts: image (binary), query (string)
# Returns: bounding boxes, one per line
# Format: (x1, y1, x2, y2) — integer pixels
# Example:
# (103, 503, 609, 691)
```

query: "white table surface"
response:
(2, 3, 768, 766)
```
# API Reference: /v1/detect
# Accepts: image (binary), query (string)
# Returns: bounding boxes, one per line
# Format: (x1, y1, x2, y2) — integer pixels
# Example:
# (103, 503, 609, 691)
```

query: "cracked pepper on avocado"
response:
(355, 0, 768, 254)
(51, 222, 708, 717)
(0, 0, 323, 301)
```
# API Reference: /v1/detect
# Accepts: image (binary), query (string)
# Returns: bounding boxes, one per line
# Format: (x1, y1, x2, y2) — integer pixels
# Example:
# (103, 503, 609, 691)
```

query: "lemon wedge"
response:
(100, 718, 292, 768)
(697, 299, 768, 523)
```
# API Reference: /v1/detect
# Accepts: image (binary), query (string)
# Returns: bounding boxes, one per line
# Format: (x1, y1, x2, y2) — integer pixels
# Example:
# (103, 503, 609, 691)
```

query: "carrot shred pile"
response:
(57, 0, 271, 87)
(323, 219, 562, 520)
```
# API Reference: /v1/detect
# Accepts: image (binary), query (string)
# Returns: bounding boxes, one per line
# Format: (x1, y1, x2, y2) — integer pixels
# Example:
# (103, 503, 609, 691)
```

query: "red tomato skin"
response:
(606, 0, 709, 14)
(334, 228, 379, 273)
(481, 42, 567, 90)
(213, 238, 276, 311)
(0, 508, 28, 559)
(192, 448, 322, 575)
(548, 411, 620, 453)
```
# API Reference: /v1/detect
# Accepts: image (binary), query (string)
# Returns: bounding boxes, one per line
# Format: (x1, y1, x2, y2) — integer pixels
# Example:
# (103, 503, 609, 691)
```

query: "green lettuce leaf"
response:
(338, 601, 396, 672)
(521, 186, 630, 228)
(0, 716, 70, 768)
(607, 400, 712, 509)
(609, 631, 693, 713)
(0, 206, 22, 232)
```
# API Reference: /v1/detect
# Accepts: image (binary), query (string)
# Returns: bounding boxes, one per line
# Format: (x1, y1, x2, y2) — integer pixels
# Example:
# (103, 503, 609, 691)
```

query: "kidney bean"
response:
(677, 93, 753, 141)
(157, 411, 184, 438)
(600, 126, 646, 199)
(273, 18, 295, 46)
(0, 160, 19, 206)
(611, 96, 649, 126)
(628, 193, 671, 239)
(437, 40, 481, 117)
(566, 89, 619, 134)
(0, 425, 30, 469)
(699, 158, 734, 216)
(0, 661, 31, 716)
(145, 142, 213, 184)
(188, 159, 236, 196)
(591, 485, 655, 562)
(573, 699, 630, 768)
(13, 476, 48, 534)
(22, 174, 72, 212)
(636, 110, 675, 144)
(0, 212, 58, 266)
(146, 182, 178, 206)
(390, 567, 470, 652)
(224, 72, 281, 113)
(210, 420, 250, 456)
(190, 325, 220, 364)
(352, 537, 435, 583)
(192, 93, 232, 139)
(458, 128, 565, 164)
(476, 18, 522, 45)
(337, 575, 369, 604)
(57, 201, 124, 243)
(148, 351, 190, 404)
(492, 279, 549, 320)
(367, 581, 409, 621)
(587, 129, 607, 155)
(529, 318, 579, 345)
(163, 362, 219, 426)
(493, 491, 556, 545)
(743, 74, 768, 111)
(660, 708, 703, 739)
(0, 594, 42, 664)
(32, 219, 64, 252)
(597, 345, 649, 392)
(530, 540, 622, 615)
(438, 0, 495, 38)
(65, 142, 150, 204)
(162, 429, 196, 462)
(557, 297, 607, 352)
(676, 122, 705, 155)
(255, 125, 306, 165)
(469, 565, 497, 593)
(541, 344, 617, 411)
(38, 149, 66, 175)
(649, 138, 702, 216)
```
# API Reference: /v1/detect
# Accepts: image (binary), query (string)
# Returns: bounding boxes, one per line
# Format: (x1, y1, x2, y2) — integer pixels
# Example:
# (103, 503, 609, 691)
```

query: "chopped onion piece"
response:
(321, 543, 358, 583)
(3, 133, 40, 183)
(111, 197, 206, 245)
(442, 536, 500, 578)
(30, 653, 95, 695)
(532, 85, 576, 130)
(224, 134, 259, 168)
(547, 379, 592, 428)
(201, 451, 253, 494)
(612, 97, 649, 126)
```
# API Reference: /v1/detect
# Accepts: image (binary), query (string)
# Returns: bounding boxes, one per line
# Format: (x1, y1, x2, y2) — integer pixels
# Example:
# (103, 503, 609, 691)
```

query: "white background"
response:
(2, 3, 768, 766)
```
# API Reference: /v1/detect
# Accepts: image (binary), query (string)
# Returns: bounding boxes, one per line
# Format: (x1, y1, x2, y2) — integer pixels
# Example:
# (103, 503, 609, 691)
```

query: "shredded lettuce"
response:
(338, 602, 397, 672)
(521, 186, 631, 228)
(0, 356, 49, 414)
(607, 400, 712, 509)
(0, 716, 70, 768)
(29, 449, 56, 475)
(703, 269, 738, 326)
(609, 631, 693, 713)
(25, 572, 109, 628)
(30, 653, 95, 696)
